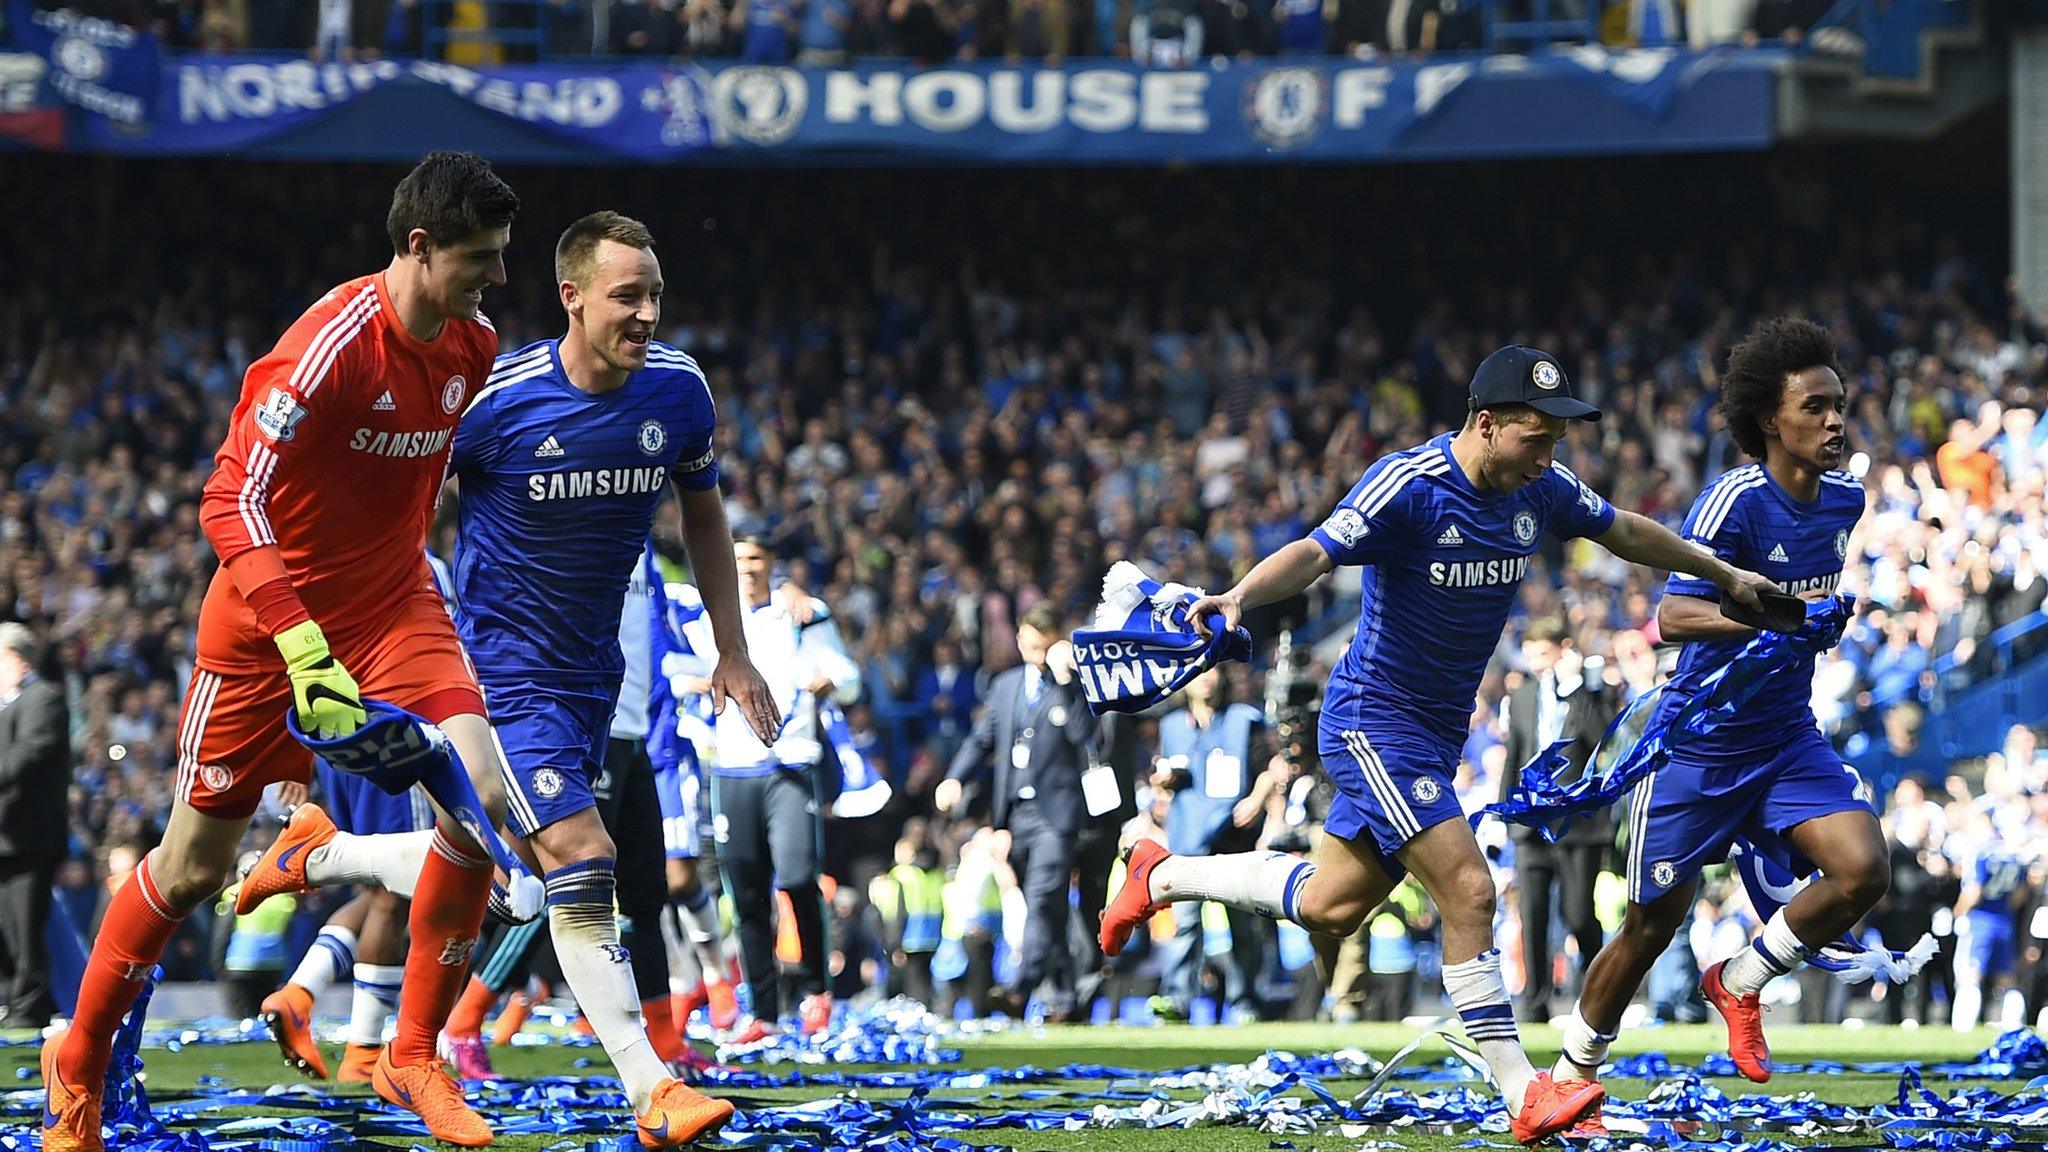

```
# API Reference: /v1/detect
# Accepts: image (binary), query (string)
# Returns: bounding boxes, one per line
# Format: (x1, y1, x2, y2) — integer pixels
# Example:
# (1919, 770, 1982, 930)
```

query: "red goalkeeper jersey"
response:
(196, 272, 496, 673)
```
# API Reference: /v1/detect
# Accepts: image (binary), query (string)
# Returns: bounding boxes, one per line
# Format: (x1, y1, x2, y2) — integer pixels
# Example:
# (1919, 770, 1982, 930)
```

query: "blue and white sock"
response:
(662, 906, 702, 994)
(674, 883, 728, 981)
(1443, 949, 1536, 1111)
(350, 963, 403, 1047)
(546, 859, 668, 1111)
(1151, 850, 1317, 924)
(287, 924, 356, 997)
(1557, 1004, 1616, 1077)
(1722, 909, 1815, 997)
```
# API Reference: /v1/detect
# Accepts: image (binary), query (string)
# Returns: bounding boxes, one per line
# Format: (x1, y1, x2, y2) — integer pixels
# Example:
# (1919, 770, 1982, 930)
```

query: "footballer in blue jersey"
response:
(450, 216, 776, 1134)
(1955, 811, 2027, 1026)
(1100, 345, 1776, 1145)
(1565, 318, 1888, 1098)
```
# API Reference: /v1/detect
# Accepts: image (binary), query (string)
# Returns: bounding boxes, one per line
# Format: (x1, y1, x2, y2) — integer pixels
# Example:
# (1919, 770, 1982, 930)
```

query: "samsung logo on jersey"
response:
(1782, 573, 1841, 596)
(349, 427, 452, 458)
(528, 465, 669, 501)
(1428, 556, 1530, 588)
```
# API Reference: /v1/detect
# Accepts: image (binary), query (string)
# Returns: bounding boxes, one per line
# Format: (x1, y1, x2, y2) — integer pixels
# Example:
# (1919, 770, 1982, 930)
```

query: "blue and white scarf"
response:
(288, 699, 542, 921)
(822, 698, 891, 818)
(1073, 561, 1255, 715)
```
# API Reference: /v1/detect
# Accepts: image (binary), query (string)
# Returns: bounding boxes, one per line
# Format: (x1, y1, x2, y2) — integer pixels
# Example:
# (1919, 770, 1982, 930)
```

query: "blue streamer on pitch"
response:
(13, 1002, 2048, 1152)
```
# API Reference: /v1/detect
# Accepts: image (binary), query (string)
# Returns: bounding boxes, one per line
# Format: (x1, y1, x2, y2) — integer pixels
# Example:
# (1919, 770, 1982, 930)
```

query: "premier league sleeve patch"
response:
(253, 388, 308, 441)
(1323, 507, 1369, 547)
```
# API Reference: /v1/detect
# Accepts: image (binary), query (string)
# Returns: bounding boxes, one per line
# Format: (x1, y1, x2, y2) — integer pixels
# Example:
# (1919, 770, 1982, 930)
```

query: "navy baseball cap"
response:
(1469, 345, 1601, 422)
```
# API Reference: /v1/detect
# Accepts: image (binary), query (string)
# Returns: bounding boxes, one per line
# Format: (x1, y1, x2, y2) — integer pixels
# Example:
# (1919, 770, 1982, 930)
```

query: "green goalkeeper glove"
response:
(275, 620, 367, 739)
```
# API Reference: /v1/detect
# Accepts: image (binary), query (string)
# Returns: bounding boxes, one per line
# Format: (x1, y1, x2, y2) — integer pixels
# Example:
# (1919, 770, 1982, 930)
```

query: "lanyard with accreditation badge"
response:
(1011, 666, 1121, 816)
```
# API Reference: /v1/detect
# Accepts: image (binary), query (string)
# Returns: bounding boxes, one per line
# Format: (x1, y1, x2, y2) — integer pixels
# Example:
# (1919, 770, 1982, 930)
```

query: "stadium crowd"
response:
(0, 152, 2044, 1031)
(11, 0, 1842, 67)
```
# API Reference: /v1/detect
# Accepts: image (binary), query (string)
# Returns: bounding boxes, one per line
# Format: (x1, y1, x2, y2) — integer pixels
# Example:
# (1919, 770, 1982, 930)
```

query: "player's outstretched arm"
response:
(1188, 537, 1335, 638)
(1657, 592, 1759, 643)
(1595, 509, 1778, 615)
(673, 482, 783, 744)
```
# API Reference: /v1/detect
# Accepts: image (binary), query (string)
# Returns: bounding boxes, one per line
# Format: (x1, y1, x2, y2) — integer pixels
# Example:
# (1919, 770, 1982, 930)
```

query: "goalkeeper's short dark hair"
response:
(385, 152, 520, 253)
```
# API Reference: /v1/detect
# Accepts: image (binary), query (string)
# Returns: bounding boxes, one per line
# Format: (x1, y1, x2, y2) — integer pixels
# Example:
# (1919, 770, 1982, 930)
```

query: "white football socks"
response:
(662, 907, 702, 993)
(286, 924, 356, 997)
(674, 885, 729, 984)
(546, 861, 669, 1111)
(1149, 850, 1316, 923)
(1443, 949, 1535, 1112)
(307, 830, 435, 899)
(1556, 1005, 1615, 1079)
(349, 963, 403, 1047)
(1722, 909, 1815, 997)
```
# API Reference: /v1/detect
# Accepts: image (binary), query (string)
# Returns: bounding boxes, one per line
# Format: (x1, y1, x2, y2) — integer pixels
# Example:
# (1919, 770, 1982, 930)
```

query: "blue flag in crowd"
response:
(10, 1, 159, 125)
(1073, 561, 1254, 715)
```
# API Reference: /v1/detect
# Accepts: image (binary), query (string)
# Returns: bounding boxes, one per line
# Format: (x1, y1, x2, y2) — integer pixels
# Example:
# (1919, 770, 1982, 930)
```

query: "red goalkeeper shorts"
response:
(176, 590, 484, 820)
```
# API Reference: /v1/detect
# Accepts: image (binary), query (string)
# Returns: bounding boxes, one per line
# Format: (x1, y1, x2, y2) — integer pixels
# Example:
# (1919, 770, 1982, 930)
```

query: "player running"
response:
(43, 153, 520, 1152)
(1952, 810, 2028, 1030)
(1097, 345, 1778, 1145)
(1553, 317, 1887, 1112)
(244, 211, 778, 1147)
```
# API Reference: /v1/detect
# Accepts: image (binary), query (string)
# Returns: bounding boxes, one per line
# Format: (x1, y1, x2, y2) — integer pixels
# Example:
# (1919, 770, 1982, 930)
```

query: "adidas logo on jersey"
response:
(1768, 543, 1789, 563)
(535, 435, 566, 459)
(1436, 524, 1464, 547)
(372, 390, 396, 412)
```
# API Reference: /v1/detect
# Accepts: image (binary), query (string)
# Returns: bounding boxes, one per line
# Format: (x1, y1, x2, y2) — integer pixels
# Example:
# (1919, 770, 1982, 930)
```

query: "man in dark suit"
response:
(0, 622, 71, 1027)
(911, 637, 980, 764)
(1498, 617, 1619, 1023)
(936, 603, 1098, 1018)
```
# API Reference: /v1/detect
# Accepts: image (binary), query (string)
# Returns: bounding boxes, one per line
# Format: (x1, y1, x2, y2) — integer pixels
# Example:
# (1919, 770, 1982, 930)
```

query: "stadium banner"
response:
(0, 52, 64, 148)
(7, 47, 1778, 163)
(8, 2, 159, 126)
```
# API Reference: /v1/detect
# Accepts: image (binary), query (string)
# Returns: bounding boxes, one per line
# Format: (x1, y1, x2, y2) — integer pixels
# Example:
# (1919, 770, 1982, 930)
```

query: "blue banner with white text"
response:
(1, 47, 1781, 164)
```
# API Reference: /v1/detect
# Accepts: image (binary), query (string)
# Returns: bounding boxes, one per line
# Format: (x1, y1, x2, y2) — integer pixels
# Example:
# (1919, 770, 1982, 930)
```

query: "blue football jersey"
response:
(1972, 844, 2026, 904)
(1310, 434, 1616, 749)
(1660, 463, 1864, 756)
(450, 339, 719, 684)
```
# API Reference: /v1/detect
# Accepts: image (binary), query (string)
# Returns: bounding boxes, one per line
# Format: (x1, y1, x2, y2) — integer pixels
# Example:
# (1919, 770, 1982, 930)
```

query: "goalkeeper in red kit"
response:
(42, 153, 523, 1151)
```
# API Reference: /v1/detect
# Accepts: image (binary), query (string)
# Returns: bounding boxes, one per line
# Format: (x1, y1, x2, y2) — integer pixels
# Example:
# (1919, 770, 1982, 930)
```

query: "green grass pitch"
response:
(0, 1022, 2029, 1150)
